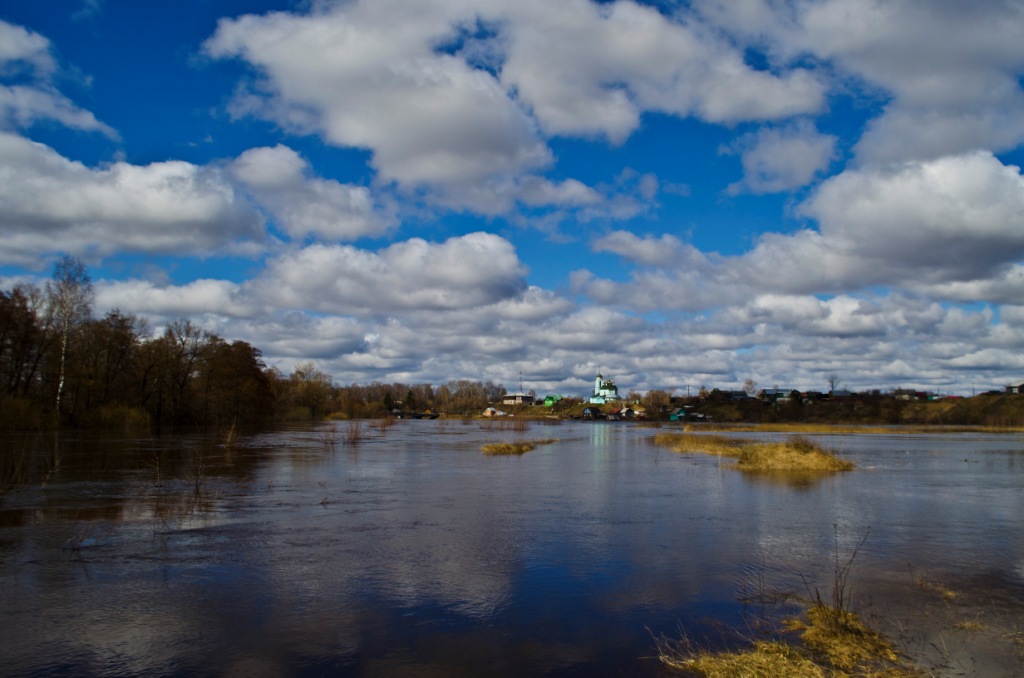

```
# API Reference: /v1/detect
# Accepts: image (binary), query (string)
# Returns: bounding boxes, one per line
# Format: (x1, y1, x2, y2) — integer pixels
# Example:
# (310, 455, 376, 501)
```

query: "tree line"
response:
(1, 257, 509, 431)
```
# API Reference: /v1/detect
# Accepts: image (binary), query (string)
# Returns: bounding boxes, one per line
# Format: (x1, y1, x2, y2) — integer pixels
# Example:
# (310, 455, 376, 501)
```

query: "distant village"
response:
(479, 372, 1024, 423)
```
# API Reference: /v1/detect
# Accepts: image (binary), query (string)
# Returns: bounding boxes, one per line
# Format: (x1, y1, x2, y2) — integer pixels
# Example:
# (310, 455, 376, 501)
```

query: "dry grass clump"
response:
(654, 433, 854, 472)
(737, 437, 855, 472)
(788, 605, 900, 671)
(654, 432, 740, 455)
(658, 600, 910, 678)
(695, 422, 987, 435)
(657, 638, 826, 678)
(659, 528, 916, 677)
(481, 438, 558, 455)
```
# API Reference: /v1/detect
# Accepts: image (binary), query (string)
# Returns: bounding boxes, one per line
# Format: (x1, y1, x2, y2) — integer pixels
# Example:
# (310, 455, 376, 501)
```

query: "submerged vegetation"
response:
(653, 433, 855, 472)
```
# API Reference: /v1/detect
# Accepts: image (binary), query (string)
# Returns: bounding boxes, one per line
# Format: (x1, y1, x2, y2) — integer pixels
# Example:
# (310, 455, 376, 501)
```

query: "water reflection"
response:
(738, 469, 842, 489)
(1, 423, 1022, 675)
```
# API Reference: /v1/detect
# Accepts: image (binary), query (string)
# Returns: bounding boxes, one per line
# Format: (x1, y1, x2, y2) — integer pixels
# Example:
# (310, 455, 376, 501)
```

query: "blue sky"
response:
(3, 0, 1024, 397)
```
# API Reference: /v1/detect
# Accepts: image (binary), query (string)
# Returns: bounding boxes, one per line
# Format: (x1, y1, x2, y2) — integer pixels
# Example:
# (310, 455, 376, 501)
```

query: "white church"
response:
(589, 373, 622, 404)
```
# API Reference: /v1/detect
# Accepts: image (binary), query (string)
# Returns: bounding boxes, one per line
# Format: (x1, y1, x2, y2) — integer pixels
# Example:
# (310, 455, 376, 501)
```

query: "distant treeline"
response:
(0, 258, 509, 431)
(689, 389, 1024, 428)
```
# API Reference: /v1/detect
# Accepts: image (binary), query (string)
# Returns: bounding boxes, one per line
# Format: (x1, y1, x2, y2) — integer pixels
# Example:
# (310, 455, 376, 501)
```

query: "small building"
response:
(544, 394, 563, 407)
(581, 406, 605, 420)
(1005, 383, 1024, 395)
(759, 388, 797, 405)
(670, 407, 707, 422)
(502, 392, 534, 406)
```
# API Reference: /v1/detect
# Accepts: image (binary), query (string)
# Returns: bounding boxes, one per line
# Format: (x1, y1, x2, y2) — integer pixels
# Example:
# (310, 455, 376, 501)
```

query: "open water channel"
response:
(1, 420, 1022, 676)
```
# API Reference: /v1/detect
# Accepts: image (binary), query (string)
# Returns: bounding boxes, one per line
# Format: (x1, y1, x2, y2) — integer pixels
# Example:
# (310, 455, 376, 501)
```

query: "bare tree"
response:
(742, 378, 759, 396)
(45, 256, 94, 416)
(827, 374, 841, 394)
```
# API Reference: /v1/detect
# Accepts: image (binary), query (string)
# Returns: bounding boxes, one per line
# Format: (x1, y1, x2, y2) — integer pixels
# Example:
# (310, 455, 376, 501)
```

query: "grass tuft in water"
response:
(653, 432, 854, 472)
(658, 527, 914, 677)
(481, 438, 558, 455)
(344, 421, 365, 445)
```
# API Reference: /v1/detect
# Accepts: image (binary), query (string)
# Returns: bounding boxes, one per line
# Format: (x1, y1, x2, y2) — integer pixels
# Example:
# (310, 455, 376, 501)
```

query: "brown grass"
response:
(657, 609, 911, 678)
(657, 638, 827, 677)
(653, 433, 854, 472)
(689, 422, 991, 435)
(658, 600, 911, 678)
(788, 605, 900, 671)
(481, 438, 558, 455)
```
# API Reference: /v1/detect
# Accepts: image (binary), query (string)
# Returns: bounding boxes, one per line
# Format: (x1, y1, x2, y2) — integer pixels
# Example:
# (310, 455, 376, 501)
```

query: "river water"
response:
(1, 421, 1022, 676)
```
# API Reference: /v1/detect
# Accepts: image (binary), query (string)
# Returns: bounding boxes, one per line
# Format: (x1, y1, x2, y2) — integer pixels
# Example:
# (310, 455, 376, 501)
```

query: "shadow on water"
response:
(0, 422, 1022, 675)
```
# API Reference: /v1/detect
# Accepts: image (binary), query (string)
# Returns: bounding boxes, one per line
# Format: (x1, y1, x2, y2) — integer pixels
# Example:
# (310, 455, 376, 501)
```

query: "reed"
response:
(344, 421, 365, 445)
(182, 444, 207, 496)
(221, 419, 239, 448)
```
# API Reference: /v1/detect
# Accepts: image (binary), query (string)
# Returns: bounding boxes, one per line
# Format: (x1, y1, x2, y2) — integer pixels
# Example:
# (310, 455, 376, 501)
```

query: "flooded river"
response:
(1, 421, 1022, 676)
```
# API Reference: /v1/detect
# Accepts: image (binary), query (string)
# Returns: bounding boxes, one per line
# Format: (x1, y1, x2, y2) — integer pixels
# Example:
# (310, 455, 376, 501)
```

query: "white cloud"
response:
(0, 85, 118, 137)
(795, 151, 1024, 284)
(248, 232, 528, 314)
(723, 120, 837, 194)
(0, 20, 56, 76)
(0, 133, 265, 265)
(698, 0, 1024, 164)
(96, 279, 257, 319)
(228, 145, 394, 241)
(204, 2, 551, 197)
(204, 0, 824, 212)
(0, 20, 117, 137)
(578, 153, 1024, 313)
(593, 231, 692, 268)
(500, 0, 824, 142)
(517, 176, 602, 208)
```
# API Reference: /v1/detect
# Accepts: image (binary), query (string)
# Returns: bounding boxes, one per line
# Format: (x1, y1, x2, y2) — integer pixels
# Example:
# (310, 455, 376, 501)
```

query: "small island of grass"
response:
(481, 438, 559, 455)
(653, 433, 854, 472)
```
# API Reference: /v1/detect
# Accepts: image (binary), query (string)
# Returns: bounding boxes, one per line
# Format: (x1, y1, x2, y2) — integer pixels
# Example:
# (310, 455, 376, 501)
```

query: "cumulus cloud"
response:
(248, 232, 529, 314)
(722, 120, 837, 194)
(0, 133, 265, 265)
(794, 151, 1024, 284)
(204, 2, 551, 196)
(204, 0, 824, 211)
(581, 153, 1024, 310)
(97, 278, 257, 319)
(697, 0, 1024, 164)
(228, 145, 393, 241)
(499, 0, 824, 141)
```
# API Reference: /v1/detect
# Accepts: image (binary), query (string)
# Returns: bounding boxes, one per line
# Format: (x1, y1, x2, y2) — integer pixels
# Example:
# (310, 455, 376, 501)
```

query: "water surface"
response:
(1, 421, 1022, 676)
